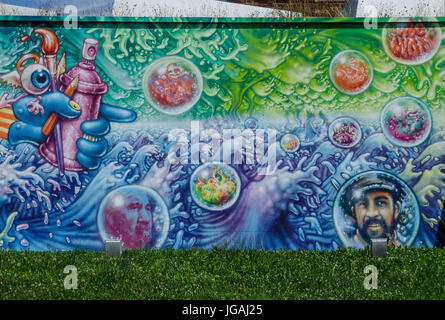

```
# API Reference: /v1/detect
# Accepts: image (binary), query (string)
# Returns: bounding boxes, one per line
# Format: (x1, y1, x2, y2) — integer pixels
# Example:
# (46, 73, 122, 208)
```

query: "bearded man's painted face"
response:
(352, 191, 399, 242)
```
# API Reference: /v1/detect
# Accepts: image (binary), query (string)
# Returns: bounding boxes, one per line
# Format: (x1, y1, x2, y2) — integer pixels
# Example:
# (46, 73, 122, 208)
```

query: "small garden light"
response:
(371, 237, 387, 257)
(105, 239, 122, 257)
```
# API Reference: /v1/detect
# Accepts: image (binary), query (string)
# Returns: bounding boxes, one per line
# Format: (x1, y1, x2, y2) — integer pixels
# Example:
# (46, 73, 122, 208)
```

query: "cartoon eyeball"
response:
(20, 64, 51, 95)
(15, 53, 51, 95)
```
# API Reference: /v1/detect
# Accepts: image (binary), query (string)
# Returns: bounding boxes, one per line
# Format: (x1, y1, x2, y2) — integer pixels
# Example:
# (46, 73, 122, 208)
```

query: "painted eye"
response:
(20, 64, 51, 95)
(377, 200, 388, 208)
(31, 69, 50, 89)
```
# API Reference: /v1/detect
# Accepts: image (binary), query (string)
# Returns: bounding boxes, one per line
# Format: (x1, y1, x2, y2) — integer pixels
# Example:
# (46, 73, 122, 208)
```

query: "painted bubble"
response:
(383, 18, 441, 65)
(142, 56, 203, 115)
(380, 96, 432, 147)
(97, 185, 169, 249)
(190, 162, 241, 211)
(280, 133, 300, 153)
(328, 117, 362, 148)
(329, 50, 373, 95)
(333, 170, 420, 249)
(244, 117, 258, 130)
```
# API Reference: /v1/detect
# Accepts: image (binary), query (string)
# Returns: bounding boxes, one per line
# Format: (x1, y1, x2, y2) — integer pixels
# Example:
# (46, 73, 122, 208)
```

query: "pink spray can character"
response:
(39, 38, 108, 171)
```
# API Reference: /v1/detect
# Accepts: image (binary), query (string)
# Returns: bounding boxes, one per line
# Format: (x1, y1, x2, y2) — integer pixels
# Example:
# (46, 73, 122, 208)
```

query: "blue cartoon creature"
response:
(0, 28, 136, 174)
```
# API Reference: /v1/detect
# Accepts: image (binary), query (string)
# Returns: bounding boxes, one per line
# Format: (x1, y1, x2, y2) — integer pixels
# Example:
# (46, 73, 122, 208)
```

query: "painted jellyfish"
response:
(190, 162, 241, 211)
(380, 96, 432, 147)
(97, 185, 169, 249)
(328, 117, 362, 148)
(244, 117, 258, 130)
(280, 133, 300, 153)
(382, 18, 441, 65)
(329, 50, 373, 95)
(142, 56, 203, 115)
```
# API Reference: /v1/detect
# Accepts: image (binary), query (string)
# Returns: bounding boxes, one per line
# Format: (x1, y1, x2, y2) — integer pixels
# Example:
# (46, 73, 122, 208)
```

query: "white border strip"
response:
(357, 0, 445, 17)
(0, 0, 296, 17)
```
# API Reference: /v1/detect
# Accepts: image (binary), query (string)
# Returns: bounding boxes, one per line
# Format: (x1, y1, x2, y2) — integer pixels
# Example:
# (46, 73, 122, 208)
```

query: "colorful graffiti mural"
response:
(0, 16, 444, 251)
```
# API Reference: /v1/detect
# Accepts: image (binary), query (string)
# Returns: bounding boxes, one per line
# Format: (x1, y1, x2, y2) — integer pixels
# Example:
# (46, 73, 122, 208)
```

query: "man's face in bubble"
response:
(351, 190, 400, 242)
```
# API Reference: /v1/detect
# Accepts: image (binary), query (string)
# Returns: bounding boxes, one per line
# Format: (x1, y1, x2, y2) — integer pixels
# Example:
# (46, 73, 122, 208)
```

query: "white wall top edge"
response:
(356, 0, 445, 17)
(0, 0, 296, 17)
(2, 0, 445, 18)
(112, 0, 295, 17)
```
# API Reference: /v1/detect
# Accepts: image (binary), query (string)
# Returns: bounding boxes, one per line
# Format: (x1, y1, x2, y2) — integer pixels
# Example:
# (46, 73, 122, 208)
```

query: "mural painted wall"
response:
(0, 16, 444, 251)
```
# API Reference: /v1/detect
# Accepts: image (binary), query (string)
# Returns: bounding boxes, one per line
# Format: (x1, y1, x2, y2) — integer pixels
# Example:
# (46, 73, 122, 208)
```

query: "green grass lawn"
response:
(0, 247, 444, 300)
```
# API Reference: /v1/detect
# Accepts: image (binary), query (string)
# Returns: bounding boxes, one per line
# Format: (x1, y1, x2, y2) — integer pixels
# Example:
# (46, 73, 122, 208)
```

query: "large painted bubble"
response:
(190, 162, 241, 211)
(142, 56, 203, 115)
(329, 50, 373, 95)
(328, 117, 362, 149)
(382, 18, 441, 65)
(333, 170, 420, 249)
(380, 96, 432, 147)
(280, 133, 300, 153)
(97, 185, 169, 249)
